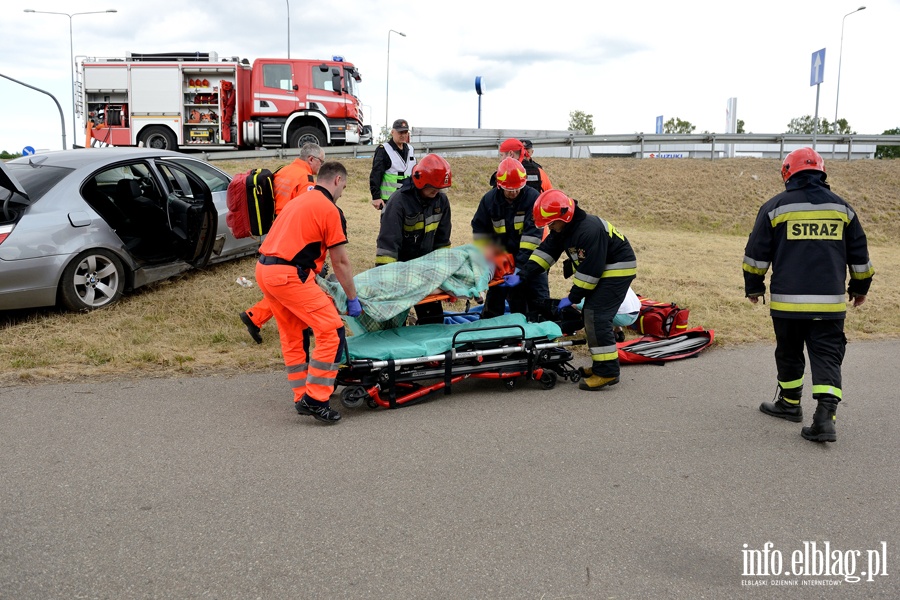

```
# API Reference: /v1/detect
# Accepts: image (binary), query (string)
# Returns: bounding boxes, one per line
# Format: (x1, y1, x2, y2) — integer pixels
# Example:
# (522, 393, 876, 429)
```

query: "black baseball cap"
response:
(392, 119, 410, 132)
(520, 139, 533, 150)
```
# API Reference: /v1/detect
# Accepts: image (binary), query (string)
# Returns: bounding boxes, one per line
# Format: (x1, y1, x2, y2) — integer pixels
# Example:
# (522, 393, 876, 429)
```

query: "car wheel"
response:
(137, 126, 177, 150)
(59, 250, 126, 311)
(288, 126, 325, 148)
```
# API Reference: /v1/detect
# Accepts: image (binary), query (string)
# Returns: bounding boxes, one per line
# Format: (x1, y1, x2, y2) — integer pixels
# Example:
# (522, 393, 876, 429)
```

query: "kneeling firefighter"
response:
(504, 190, 637, 391)
(375, 153, 453, 325)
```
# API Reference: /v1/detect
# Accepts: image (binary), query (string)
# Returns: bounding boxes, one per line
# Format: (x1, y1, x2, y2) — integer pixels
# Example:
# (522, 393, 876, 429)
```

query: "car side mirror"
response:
(293, 84, 299, 91)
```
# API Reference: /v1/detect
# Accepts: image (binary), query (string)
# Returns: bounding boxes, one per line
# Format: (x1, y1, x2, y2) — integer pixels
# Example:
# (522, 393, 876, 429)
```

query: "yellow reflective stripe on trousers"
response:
(590, 345, 618, 362)
(812, 385, 842, 399)
(770, 294, 845, 313)
(375, 255, 397, 264)
(779, 377, 804, 390)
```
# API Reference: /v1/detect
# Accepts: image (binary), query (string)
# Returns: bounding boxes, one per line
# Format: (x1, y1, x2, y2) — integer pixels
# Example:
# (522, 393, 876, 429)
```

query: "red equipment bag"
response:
(226, 168, 277, 239)
(618, 328, 714, 365)
(629, 296, 690, 338)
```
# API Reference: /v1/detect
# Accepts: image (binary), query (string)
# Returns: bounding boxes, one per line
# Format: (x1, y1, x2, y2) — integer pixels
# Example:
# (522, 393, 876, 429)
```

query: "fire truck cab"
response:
(80, 51, 363, 151)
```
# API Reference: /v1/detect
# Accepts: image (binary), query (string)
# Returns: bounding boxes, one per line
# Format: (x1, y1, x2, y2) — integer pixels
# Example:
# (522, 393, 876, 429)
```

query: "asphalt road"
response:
(1, 340, 898, 599)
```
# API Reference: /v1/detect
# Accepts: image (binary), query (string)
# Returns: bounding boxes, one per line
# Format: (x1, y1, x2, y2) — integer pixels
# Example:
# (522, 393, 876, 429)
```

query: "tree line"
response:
(567, 110, 898, 158)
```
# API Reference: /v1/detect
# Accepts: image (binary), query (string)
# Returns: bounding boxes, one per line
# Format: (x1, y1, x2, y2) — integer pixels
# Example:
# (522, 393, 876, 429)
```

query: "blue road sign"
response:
(475, 76, 484, 96)
(22, 146, 35, 156)
(810, 48, 826, 87)
(655, 116, 664, 134)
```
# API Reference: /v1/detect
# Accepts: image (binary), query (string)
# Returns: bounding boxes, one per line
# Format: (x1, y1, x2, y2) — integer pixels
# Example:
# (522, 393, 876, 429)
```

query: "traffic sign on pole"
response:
(22, 146, 35, 156)
(810, 48, 826, 87)
(810, 48, 825, 150)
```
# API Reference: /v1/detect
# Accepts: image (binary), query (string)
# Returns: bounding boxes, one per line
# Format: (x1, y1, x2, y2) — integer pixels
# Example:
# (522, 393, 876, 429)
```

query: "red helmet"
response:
(782, 147, 825, 182)
(499, 138, 525, 161)
(412, 154, 452, 190)
(533, 189, 575, 227)
(496, 158, 527, 191)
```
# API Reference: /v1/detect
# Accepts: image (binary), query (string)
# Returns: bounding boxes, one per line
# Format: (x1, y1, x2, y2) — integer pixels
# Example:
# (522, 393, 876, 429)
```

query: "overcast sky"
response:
(1, 0, 898, 152)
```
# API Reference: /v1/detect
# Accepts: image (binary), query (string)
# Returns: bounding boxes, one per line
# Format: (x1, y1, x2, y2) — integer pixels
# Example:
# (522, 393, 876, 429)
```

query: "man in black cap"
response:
(519, 139, 553, 193)
(369, 119, 417, 210)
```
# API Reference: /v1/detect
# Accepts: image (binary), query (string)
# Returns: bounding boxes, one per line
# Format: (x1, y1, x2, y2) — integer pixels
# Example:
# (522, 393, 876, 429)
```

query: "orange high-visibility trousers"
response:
(256, 262, 346, 403)
(245, 297, 274, 328)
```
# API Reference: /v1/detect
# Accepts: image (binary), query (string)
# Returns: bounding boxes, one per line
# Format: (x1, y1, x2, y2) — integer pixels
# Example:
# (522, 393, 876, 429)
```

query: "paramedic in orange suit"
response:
(240, 142, 326, 343)
(255, 161, 361, 424)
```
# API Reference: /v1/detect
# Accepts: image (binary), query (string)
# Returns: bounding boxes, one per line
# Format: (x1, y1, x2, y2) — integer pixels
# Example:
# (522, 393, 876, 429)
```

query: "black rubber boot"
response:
(295, 396, 341, 424)
(760, 396, 803, 423)
(239, 311, 263, 344)
(801, 398, 838, 442)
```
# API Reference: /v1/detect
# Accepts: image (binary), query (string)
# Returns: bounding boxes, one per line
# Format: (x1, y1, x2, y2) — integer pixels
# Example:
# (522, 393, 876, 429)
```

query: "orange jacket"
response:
(273, 158, 316, 215)
(259, 186, 348, 273)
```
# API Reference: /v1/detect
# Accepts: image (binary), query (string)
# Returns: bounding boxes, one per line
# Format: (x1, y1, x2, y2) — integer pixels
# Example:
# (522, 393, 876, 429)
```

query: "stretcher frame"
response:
(337, 324, 585, 409)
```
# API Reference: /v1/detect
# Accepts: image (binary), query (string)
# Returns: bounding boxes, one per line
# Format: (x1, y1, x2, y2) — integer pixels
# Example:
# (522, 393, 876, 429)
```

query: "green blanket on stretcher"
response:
(318, 244, 494, 334)
(346, 314, 563, 361)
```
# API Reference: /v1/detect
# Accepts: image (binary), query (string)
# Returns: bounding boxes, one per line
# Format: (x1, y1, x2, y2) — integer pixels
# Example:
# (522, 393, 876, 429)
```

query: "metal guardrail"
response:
(199, 133, 900, 162)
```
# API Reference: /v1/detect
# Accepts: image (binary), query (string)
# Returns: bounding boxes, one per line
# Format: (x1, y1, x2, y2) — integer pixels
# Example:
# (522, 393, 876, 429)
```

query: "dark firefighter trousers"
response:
(483, 271, 550, 319)
(585, 275, 635, 378)
(773, 317, 846, 403)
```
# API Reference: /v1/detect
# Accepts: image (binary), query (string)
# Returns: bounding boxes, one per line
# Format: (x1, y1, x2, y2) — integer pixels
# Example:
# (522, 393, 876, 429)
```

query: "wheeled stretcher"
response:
(336, 314, 585, 409)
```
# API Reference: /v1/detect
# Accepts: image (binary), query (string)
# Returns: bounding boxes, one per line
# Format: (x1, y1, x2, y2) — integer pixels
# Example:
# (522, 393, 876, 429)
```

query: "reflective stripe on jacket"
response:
(742, 172, 874, 319)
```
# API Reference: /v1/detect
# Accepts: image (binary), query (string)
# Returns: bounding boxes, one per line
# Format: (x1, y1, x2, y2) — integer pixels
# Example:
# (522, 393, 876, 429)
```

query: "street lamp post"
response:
(285, 0, 291, 58)
(24, 9, 117, 148)
(833, 5, 866, 159)
(385, 29, 406, 134)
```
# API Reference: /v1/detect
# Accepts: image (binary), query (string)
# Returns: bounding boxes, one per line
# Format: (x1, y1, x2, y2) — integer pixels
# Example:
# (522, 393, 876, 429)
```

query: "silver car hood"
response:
(0, 160, 30, 204)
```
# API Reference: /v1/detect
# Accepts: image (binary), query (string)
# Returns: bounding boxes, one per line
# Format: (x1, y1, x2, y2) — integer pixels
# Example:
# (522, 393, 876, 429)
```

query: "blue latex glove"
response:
(346, 297, 362, 317)
(557, 296, 573, 311)
(500, 269, 521, 288)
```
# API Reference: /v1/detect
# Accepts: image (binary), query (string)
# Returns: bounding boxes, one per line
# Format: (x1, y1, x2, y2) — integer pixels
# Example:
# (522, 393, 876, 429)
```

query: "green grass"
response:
(1, 156, 897, 383)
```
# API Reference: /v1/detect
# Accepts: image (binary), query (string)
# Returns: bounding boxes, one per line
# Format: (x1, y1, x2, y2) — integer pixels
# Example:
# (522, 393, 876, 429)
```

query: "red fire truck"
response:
(79, 51, 363, 150)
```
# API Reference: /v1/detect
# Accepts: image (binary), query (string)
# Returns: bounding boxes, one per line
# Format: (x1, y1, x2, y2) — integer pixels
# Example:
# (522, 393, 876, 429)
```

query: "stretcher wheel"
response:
(503, 379, 517, 392)
(538, 371, 558, 390)
(340, 386, 370, 409)
(568, 370, 582, 383)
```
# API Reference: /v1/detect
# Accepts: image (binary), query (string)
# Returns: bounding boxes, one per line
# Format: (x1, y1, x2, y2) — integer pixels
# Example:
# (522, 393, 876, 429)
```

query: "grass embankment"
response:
(2, 157, 898, 383)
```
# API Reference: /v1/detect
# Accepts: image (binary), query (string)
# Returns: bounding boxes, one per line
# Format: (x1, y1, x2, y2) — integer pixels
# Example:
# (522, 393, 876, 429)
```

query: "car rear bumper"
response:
(0, 255, 67, 310)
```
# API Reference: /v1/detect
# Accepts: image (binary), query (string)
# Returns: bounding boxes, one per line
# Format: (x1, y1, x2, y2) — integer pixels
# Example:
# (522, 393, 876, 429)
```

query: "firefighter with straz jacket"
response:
(375, 153, 453, 325)
(369, 118, 416, 210)
(505, 190, 637, 391)
(256, 162, 361, 424)
(472, 157, 548, 318)
(745, 147, 873, 443)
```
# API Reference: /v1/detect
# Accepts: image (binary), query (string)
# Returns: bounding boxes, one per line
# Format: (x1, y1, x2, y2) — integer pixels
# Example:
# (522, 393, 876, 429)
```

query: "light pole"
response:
(285, 0, 291, 58)
(24, 9, 117, 148)
(833, 5, 866, 158)
(385, 29, 406, 133)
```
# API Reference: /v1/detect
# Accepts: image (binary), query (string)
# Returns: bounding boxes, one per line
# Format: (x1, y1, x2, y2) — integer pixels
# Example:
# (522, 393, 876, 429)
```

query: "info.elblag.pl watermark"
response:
(741, 541, 889, 586)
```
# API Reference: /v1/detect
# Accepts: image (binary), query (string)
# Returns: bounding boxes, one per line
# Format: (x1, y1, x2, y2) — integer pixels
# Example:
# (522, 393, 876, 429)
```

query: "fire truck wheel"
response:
(137, 126, 177, 150)
(288, 126, 325, 148)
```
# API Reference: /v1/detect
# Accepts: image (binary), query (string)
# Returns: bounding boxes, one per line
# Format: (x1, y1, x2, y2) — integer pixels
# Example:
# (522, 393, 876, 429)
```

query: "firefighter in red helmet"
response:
(472, 157, 548, 318)
(746, 147, 873, 443)
(375, 153, 453, 324)
(504, 189, 637, 391)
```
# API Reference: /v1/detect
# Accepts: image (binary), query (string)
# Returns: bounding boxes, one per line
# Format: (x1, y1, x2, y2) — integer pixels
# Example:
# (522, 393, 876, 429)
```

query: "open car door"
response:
(153, 160, 218, 268)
